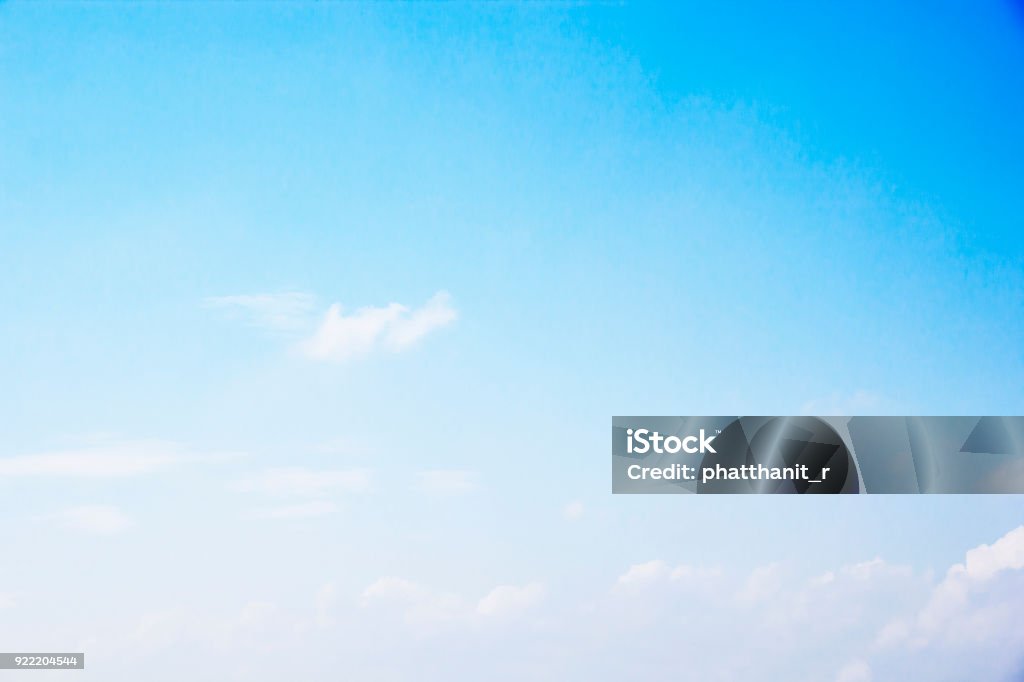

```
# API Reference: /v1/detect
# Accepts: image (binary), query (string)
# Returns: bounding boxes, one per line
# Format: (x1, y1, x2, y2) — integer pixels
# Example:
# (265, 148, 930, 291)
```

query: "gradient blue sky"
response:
(1, 3, 1023, 681)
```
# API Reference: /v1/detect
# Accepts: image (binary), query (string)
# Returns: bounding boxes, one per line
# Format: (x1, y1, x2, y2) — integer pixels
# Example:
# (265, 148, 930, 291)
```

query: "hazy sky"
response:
(2, 3, 1023, 680)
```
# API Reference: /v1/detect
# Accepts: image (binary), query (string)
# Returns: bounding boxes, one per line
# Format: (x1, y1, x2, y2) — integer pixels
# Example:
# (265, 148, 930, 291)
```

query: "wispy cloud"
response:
(361, 577, 424, 603)
(0, 439, 223, 478)
(230, 467, 371, 497)
(360, 577, 467, 630)
(614, 560, 721, 590)
(46, 505, 134, 535)
(206, 290, 457, 362)
(246, 501, 338, 520)
(736, 562, 786, 604)
(563, 500, 585, 521)
(360, 577, 544, 629)
(835, 659, 872, 682)
(232, 467, 368, 522)
(60, 524, 1024, 681)
(414, 469, 479, 495)
(616, 559, 672, 588)
(204, 292, 317, 332)
(476, 583, 545, 618)
(300, 291, 457, 362)
(314, 583, 338, 628)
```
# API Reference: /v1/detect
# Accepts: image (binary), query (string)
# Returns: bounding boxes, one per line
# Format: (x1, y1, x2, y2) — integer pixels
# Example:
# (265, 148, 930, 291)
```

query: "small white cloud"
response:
(874, 619, 912, 648)
(616, 560, 670, 587)
(360, 577, 467, 630)
(131, 606, 190, 648)
(314, 583, 338, 628)
(384, 291, 459, 351)
(237, 601, 277, 630)
(47, 505, 134, 535)
(476, 583, 545, 618)
(669, 565, 722, 582)
(835, 659, 872, 682)
(615, 560, 720, 590)
(361, 577, 546, 626)
(204, 292, 316, 332)
(843, 558, 913, 582)
(737, 562, 785, 604)
(302, 302, 406, 361)
(0, 439, 217, 478)
(415, 470, 479, 495)
(812, 570, 837, 587)
(563, 500, 585, 521)
(247, 501, 338, 520)
(362, 577, 423, 604)
(0, 593, 14, 609)
(300, 291, 456, 362)
(313, 436, 369, 456)
(230, 467, 370, 498)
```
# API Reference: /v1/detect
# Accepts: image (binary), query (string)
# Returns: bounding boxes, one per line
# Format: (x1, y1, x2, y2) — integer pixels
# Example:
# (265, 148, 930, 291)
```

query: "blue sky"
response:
(1, 2, 1023, 680)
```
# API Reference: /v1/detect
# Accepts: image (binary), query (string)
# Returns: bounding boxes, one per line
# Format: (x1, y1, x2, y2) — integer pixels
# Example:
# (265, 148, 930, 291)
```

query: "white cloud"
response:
(360, 577, 544, 630)
(811, 570, 836, 587)
(302, 302, 406, 361)
(842, 557, 913, 582)
(362, 577, 423, 603)
(874, 619, 913, 648)
(614, 561, 720, 592)
(563, 500, 585, 521)
(414, 469, 479, 495)
(476, 583, 545, 618)
(0, 593, 14, 609)
(19, 523, 1023, 682)
(961, 525, 1024, 581)
(890, 524, 1024, 648)
(835, 659, 872, 682)
(246, 501, 338, 520)
(855, 524, 1024, 682)
(314, 583, 338, 628)
(300, 291, 456, 362)
(230, 467, 370, 497)
(204, 292, 316, 332)
(0, 439, 217, 478)
(360, 577, 467, 630)
(237, 601, 277, 630)
(130, 606, 191, 649)
(670, 564, 723, 582)
(595, 553, 930, 680)
(736, 562, 785, 604)
(384, 291, 459, 351)
(616, 560, 670, 587)
(47, 505, 134, 535)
